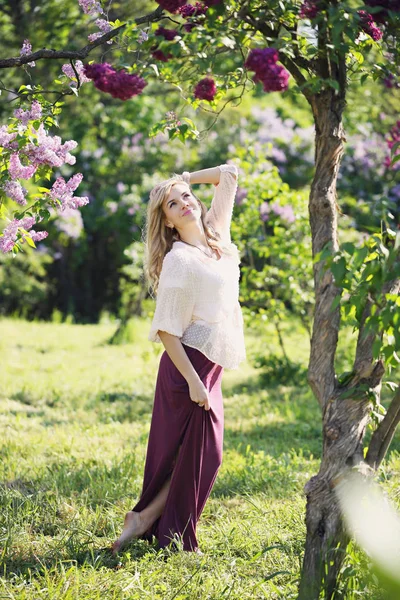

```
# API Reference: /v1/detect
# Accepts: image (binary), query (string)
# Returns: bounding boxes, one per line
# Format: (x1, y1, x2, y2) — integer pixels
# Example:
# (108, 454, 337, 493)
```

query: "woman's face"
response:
(162, 183, 201, 231)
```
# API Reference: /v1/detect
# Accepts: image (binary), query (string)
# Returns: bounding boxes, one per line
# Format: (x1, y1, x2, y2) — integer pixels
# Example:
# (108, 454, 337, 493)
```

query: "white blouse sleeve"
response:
(205, 163, 238, 244)
(148, 251, 195, 343)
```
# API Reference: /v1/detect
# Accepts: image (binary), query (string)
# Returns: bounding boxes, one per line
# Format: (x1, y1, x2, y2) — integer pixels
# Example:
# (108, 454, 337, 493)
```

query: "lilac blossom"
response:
(20, 39, 35, 67)
(259, 201, 271, 221)
(53, 207, 84, 239)
(0, 126, 18, 149)
(25, 124, 77, 168)
(8, 153, 37, 180)
(13, 100, 42, 127)
(61, 60, 91, 84)
(48, 174, 89, 211)
(0, 215, 48, 253)
(88, 19, 113, 43)
(357, 10, 383, 40)
(235, 187, 248, 205)
(194, 77, 217, 101)
(117, 182, 127, 193)
(2, 180, 28, 205)
(138, 30, 149, 44)
(78, 0, 103, 15)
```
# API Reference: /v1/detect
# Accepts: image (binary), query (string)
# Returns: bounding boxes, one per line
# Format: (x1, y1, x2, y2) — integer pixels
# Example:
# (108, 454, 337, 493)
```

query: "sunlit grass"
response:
(0, 316, 398, 599)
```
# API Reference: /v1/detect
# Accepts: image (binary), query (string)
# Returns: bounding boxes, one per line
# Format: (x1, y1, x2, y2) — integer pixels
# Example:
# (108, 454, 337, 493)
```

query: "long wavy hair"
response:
(143, 173, 238, 296)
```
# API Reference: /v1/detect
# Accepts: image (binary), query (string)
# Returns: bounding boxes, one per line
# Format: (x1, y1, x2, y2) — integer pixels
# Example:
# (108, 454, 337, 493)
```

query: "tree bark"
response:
(298, 77, 398, 595)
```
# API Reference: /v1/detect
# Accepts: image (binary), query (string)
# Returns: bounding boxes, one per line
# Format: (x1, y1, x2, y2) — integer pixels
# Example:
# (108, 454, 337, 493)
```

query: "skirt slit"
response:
(132, 344, 224, 552)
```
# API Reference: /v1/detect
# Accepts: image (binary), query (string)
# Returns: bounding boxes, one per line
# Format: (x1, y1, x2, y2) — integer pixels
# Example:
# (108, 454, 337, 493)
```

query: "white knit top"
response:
(148, 163, 246, 370)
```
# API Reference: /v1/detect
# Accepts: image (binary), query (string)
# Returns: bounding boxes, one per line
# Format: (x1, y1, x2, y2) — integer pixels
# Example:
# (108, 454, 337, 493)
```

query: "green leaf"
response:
(25, 235, 37, 248)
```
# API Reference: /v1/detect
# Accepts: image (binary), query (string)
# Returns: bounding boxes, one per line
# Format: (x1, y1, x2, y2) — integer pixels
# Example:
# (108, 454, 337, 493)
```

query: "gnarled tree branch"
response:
(366, 386, 400, 469)
(0, 6, 164, 69)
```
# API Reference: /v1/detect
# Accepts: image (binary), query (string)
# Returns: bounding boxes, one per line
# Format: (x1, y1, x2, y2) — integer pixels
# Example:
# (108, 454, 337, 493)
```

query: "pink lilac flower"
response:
(29, 230, 48, 242)
(78, 0, 103, 15)
(13, 100, 42, 126)
(62, 60, 91, 84)
(83, 63, 147, 100)
(259, 201, 271, 221)
(54, 207, 84, 238)
(138, 30, 149, 43)
(271, 202, 296, 223)
(2, 180, 28, 205)
(235, 187, 248, 205)
(25, 124, 77, 168)
(0, 126, 17, 149)
(8, 153, 37, 180)
(88, 19, 113, 43)
(0, 215, 45, 253)
(20, 39, 35, 67)
(357, 10, 383, 40)
(156, 0, 187, 13)
(48, 174, 89, 211)
(194, 77, 217, 101)
(155, 26, 179, 40)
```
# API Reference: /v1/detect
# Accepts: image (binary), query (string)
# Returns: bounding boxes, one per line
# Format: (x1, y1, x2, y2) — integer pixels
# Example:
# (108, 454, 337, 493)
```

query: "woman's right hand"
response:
(188, 377, 210, 411)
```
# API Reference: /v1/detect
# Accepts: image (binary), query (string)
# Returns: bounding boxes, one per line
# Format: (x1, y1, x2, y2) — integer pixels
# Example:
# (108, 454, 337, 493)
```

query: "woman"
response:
(112, 163, 246, 555)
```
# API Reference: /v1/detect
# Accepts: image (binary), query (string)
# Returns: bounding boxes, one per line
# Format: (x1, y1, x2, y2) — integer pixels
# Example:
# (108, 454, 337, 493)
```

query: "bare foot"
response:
(111, 511, 150, 555)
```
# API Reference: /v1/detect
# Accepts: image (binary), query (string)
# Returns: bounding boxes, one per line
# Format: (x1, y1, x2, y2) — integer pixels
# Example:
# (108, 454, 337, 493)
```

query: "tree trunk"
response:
(298, 87, 350, 599)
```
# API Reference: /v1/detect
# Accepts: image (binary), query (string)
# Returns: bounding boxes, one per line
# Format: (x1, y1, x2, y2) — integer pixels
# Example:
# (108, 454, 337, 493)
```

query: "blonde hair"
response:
(142, 173, 238, 296)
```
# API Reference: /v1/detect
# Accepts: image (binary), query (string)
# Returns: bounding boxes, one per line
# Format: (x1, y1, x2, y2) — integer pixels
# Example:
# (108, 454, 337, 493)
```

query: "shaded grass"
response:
(0, 315, 398, 599)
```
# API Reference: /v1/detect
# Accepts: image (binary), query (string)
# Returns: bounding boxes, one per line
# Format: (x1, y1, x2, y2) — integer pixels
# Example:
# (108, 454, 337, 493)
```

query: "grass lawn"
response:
(0, 316, 399, 599)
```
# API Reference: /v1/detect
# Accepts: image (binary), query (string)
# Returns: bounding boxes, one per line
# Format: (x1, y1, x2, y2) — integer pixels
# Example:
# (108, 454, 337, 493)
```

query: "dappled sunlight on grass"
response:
(0, 316, 397, 599)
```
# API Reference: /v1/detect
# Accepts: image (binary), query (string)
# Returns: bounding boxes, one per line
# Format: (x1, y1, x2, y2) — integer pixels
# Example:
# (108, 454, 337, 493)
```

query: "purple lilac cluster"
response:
(156, 0, 188, 13)
(25, 123, 78, 168)
(53, 207, 84, 239)
(244, 48, 290, 93)
(13, 100, 42, 126)
(194, 77, 217, 101)
(357, 10, 383, 40)
(0, 216, 48, 253)
(259, 201, 296, 223)
(299, 0, 322, 19)
(155, 26, 178, 40)
(78, 0, 103, 15)
(363, 0, 400, 24)
(48, 174, 89, 212)
(0, 126, 18, 150)
(0, 106, 87, 252)
(62, 60, 91, 85)
(382, 73, 400, 88)
(20, 39, 35, 67)
(178, 2, 210, 32)
(83, 63, 147, 101)
(88, 19, 113, 43)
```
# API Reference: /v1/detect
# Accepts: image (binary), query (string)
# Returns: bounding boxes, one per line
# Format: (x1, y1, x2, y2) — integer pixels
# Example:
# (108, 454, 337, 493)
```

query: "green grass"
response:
(0, 316, 399, 599)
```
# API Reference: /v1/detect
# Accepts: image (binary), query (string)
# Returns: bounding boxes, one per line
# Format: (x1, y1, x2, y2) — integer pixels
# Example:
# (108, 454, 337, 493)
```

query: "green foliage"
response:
(315, 227, 400, 376)
(230, 143, 313, 342)
(0, 247, 54, 319)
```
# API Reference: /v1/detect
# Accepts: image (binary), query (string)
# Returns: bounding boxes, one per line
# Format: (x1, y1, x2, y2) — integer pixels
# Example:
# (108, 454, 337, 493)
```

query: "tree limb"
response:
(0, 6, 164, 69)
(366, 386, 400, 469)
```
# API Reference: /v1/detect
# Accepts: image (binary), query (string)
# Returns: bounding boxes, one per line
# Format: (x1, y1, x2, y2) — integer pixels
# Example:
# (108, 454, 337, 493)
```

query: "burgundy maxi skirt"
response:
(132, 343, 224, 552)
